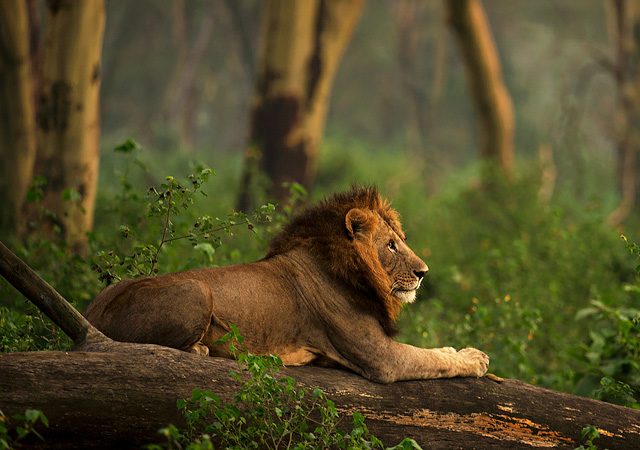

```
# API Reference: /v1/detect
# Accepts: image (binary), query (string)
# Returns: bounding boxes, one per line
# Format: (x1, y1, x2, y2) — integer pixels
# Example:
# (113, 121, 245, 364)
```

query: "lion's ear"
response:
(345, 208, 375, 239)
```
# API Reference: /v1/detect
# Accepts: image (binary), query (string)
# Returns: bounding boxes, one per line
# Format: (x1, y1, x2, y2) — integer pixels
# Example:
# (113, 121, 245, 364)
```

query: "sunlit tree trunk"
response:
(237, 0, 365, 211)
(29, 0, 105, 253)
(0, 0, 37, 236)
(446, 0, 515, 177)
(606, 0, 640, 227)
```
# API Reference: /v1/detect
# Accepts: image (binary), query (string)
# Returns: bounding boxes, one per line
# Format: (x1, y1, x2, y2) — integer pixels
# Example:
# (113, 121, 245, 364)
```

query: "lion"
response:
(83, 186, 488, 383)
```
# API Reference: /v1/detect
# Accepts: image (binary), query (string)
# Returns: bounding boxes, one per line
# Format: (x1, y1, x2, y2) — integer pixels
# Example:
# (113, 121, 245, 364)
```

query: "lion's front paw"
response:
(436, 346, 457, 354)
(188, 342, 210, 357)
(458, 347, 489, 377)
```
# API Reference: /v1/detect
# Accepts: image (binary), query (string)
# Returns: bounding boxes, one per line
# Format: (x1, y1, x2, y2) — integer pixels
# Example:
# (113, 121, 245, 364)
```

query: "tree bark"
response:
(1, 350, 640, 450)
(446, 0, 515, 176)
(0, 0, 37, 235)
(237, 0, 365, 210)
(27, 0, 105, 253)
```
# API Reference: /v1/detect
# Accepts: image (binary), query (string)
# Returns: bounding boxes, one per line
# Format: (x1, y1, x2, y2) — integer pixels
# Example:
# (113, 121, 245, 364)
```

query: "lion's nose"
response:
(414, 267, 428, 280)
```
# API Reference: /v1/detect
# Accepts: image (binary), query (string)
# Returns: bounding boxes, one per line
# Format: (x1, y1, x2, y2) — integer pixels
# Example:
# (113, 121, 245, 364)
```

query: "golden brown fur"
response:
(84, 186, 489, 383)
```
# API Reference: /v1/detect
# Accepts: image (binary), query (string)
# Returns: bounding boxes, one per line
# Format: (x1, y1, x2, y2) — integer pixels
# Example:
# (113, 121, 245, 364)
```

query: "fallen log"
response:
(2, 350, 640, 449)
(1, 241, 640, 449)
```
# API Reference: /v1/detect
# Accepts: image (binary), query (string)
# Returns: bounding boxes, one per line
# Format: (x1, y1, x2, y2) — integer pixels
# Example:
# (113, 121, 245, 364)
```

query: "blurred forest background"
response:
(1, 0, 640, 410)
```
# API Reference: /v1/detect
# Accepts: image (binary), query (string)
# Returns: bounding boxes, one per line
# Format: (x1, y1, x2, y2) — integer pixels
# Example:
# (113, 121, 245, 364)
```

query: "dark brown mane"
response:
(265, 185, 404, 335)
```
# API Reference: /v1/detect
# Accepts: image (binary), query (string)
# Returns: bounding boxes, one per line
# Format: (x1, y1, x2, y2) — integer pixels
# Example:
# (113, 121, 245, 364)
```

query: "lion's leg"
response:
(96, 278, 216, 355)
(163, 280, 217, 355)
(199, 312, 233, 358)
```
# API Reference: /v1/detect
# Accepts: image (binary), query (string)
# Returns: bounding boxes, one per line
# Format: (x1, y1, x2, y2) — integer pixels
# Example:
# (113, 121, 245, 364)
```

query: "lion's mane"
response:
(265, 186, 404, 335)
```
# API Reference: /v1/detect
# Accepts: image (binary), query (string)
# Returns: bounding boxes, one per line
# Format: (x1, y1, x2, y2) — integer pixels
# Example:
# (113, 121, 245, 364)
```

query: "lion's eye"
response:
(388, 240, 397, 252)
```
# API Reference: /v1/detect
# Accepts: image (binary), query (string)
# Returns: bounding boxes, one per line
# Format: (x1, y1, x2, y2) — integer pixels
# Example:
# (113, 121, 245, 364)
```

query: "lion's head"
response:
(266, 186, 428, 335)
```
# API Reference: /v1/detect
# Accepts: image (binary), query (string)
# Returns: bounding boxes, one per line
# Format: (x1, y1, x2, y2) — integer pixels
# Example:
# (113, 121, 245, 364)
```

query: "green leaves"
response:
(574, 284, 640, 408)
(150, 329, 422, 449)
(25, 176, 46, 204)
(113, 138, 141, 154)
(574, 425, 601, 450)
(92, 146, 274, 283)
(0, 409, 49, 449)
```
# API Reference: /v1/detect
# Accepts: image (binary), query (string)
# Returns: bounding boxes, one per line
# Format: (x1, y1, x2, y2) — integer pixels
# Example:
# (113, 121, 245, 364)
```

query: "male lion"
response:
(84, 186, 489, 383)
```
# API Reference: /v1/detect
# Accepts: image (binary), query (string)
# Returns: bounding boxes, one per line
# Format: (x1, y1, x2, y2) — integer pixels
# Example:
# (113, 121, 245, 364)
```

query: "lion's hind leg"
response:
(97, 278, 216, 355)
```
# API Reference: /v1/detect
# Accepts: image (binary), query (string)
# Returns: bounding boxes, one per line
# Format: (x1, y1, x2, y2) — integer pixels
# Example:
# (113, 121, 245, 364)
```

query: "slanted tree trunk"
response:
(27, 0, 105, 253)
(0, 0, 37, 236)
(1, 241, 640, 449)
(446, 0, 515, 176)
(237, 0, 365, 211)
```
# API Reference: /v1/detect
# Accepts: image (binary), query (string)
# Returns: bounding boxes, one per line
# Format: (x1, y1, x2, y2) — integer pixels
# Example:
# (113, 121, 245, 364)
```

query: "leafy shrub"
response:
(0, 141, 279, 353)
(0, 306, 71, 353)
(147, 327, 422, 450)
(396, 169, 634, 391)
(91, 168, 274, 284)
(574, 425, 602, 450)
(0, 409, 48, 450)
(571, 237, 640, 408)
(0, 181, 96, 352)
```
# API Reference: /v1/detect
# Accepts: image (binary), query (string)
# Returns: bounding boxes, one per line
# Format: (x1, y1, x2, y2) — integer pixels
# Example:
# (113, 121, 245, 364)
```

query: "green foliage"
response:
(0, 409, 48, 450)
(91, 165, 274, 284)
(573, 300, 640, 407)
(0, 306, 70, 353)
(574, 426, 602, 450)
(3, 137, 640, 417)
(0, 175, 97, 352)
(395, 169, 635, 391)
(91, 141, 282, 285)
(569, 235, 640, 408)
(0, 141, 277, 353)
(147, 328, 422, 450)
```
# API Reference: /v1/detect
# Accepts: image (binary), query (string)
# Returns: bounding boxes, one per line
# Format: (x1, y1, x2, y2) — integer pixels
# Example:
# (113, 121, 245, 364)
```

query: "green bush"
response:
(147, 327, 422, 450)
(0, 142, 279, 353)
(396, 169, 635, 392)
(0, 409, 48, 450)
(570, 237, 640, 408)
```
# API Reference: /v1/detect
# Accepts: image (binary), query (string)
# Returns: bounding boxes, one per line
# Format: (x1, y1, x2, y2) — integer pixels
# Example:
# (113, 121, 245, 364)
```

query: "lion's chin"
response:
(394, 290, 417, 304)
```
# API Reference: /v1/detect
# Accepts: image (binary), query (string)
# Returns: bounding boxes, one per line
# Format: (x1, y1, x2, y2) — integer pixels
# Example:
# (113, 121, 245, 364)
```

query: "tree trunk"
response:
(446, 0, 515, 176)
(1, 350, 640, 450)
(28, 0, 105, 253)
(394, 0, 446, 156)
(162, 6, 213, 153)
(0, 0, 37, 236)
(606, 0, 640, 227)
(237, 0, 365, 211)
